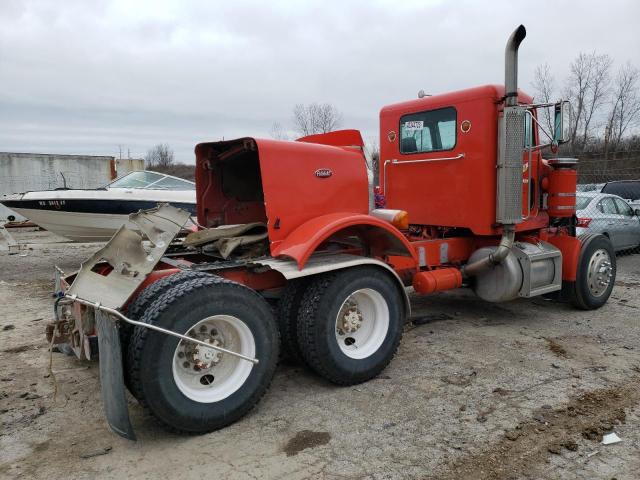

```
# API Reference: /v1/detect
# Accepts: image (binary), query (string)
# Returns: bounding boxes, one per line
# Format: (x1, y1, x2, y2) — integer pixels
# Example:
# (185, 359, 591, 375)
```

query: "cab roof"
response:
(380, 84, 534, 115)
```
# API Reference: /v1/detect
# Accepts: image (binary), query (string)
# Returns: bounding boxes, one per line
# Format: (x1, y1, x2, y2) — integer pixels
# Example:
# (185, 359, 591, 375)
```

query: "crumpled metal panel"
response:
(66, 204, 190, 309)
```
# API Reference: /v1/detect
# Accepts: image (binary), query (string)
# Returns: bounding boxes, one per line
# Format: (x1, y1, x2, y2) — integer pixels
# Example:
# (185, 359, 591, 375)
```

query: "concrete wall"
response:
(0, 152, 143, 221)
(116, 158, 145, 177)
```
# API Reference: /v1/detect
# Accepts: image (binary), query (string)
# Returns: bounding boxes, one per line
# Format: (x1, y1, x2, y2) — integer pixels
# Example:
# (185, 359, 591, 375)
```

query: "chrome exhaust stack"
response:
(463, 25, 527, 278)
(504, 25, 527, 107)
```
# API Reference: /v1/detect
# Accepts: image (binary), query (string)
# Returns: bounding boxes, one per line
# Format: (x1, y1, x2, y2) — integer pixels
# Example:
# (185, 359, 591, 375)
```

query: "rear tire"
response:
(128, 275, 279, 433)
(123, 270, 213, 397)
(568, 233, 616, 310)
(276, 278, 310, 363)
(297, 266, 404, 385)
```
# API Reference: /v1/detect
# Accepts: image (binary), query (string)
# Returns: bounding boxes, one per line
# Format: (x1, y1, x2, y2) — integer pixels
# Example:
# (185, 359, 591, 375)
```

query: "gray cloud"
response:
(1, 0, 638, 162)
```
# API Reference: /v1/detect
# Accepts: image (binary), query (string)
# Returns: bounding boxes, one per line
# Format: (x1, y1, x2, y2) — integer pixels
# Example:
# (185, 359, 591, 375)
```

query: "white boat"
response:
(0, 170, 196, 242)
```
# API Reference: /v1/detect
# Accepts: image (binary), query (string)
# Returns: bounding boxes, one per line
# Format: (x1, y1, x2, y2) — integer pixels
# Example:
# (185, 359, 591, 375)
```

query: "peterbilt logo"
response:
(315, 168, 333, 178)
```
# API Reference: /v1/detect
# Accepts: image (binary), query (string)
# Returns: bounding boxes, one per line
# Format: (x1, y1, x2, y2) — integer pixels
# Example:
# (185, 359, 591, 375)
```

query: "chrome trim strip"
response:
(383, 153, 465, 193)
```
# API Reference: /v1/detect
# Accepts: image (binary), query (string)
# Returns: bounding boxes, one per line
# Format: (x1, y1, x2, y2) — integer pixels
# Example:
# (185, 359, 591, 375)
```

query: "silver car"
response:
(576, 192, 640, 251)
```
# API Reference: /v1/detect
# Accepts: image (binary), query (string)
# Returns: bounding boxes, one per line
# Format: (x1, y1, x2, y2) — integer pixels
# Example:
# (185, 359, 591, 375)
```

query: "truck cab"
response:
(379, 85, 547, 236)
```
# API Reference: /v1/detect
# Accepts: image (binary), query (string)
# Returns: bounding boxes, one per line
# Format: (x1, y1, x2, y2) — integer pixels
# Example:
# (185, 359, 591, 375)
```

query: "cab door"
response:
(597, 197, 623, 250)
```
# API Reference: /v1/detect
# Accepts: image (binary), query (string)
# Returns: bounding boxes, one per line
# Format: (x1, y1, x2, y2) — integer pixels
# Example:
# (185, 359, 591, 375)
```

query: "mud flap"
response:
(95, 310, 136, 441)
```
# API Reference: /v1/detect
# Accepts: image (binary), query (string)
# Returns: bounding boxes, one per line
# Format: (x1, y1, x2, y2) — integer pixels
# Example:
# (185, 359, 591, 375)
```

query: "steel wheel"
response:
(334, 288, 390, 360)
(172, 315, 256, 403)
(128, 275, 279, 434)
(585, 248, 613, 298)
(567, 233, 616, 310)
(297, 266, 405, 385)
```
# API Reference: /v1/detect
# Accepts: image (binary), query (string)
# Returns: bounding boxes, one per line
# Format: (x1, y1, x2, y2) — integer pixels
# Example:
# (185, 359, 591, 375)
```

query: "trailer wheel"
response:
(297, 266, 404, 385)
(276, 278, 310, 363)
(122, 270, 213, 398)
(568, 233, 616, 310)
(128, 275, 279, 434)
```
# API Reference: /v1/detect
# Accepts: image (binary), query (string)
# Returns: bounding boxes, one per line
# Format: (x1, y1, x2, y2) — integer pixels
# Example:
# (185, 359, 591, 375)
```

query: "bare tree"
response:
(531, 63, 556, 137)
(292, 103, 343, 136)
(145, 143, 174, 168)
(269, 122, 289, 140)
(605, 62, 640, 152)
(565, 52, 612, 150)
(365, 138, 380, 185)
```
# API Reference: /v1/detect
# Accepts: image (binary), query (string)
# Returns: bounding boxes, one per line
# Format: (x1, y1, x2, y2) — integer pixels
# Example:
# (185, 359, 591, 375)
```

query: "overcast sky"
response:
(1, 0, 638, 163)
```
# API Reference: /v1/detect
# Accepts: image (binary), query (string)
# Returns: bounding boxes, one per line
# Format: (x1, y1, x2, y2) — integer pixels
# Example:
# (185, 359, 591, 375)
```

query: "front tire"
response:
(128, 275, 279, 433)
(297, 266, 405, 385)
(568, 233, 616, 310)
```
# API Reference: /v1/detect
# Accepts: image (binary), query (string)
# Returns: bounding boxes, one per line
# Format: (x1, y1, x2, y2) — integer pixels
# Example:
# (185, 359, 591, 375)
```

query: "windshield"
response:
(108, 171, 195, 190)
(576, 195, 593, 210)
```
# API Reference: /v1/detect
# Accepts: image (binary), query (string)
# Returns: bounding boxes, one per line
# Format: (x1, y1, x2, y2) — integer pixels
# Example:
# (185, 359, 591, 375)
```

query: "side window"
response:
(614, 198, 633, 216)
(524, 112, 535, 148)
(400, 107, 457, 154)
(600, 197, 617, 214)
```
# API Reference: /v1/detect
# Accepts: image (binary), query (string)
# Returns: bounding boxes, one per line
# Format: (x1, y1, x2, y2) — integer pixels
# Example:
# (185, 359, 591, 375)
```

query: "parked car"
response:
(576, 192, 640, 251)
(601, 180, 640, 211)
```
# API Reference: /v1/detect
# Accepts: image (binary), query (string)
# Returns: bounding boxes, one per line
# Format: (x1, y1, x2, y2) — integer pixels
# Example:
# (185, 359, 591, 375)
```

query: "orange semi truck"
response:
(50, 25, 615, 439)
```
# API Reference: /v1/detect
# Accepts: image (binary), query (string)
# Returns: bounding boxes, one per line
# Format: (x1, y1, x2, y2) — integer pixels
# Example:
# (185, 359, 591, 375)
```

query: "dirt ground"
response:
(1, 229, 639, 480)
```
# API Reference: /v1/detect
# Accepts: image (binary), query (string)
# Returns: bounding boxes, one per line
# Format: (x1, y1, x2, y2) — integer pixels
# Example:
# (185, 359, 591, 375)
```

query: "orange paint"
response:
(546, 234, 581, 281)
(413, 268, 462, 294)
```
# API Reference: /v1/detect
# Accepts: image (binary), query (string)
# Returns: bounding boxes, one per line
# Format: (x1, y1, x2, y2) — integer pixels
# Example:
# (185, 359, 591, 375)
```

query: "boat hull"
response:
(5, 207, 172, 242)
(3, 198, 196, 242)
(0, 170, 197, 242)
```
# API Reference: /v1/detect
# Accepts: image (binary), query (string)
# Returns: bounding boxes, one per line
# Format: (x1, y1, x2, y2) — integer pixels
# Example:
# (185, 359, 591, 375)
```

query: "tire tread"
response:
(296, 268, 404, 385)
(128, 275, 279, 433)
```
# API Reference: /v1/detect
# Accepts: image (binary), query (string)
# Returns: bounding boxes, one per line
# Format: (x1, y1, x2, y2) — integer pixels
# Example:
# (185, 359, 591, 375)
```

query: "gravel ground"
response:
(1, 229, 639, 480)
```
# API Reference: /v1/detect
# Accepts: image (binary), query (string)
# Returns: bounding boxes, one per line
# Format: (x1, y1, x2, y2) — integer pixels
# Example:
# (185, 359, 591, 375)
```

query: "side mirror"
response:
(553, 101, 570, 144)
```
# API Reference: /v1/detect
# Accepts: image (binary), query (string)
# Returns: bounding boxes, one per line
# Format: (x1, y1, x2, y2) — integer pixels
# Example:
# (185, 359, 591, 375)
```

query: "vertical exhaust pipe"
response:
(463, 25, 526, 277)
(504, 25, 527, 107)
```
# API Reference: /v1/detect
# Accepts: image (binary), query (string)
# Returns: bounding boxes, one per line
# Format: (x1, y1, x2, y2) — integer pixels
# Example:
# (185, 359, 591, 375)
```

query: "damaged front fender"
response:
(66, 203, 191, 309)
(59, 204, 190, 440)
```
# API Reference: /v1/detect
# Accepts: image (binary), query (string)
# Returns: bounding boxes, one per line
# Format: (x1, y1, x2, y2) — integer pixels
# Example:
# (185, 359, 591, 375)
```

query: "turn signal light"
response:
(370, 209, 409, 230)
(576, 217, 592, 228)
(391, 210, 409, 230)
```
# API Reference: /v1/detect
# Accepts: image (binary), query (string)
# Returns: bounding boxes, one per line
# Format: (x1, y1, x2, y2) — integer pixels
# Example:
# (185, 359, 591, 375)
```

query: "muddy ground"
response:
(1, 229, 639, 480)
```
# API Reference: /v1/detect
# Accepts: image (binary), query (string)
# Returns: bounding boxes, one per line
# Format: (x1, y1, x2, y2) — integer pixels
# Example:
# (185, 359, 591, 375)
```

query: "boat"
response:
(0, 170, 196, 242)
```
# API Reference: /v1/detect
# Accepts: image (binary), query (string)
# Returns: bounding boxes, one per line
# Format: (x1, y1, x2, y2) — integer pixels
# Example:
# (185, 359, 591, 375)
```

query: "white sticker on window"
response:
(404, 120, 424, 131)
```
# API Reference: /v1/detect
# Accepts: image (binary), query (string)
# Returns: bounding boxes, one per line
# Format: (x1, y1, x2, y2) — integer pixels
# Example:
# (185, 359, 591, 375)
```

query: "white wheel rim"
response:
(172, 315, 255, 403)
(334, 288, 389, 360)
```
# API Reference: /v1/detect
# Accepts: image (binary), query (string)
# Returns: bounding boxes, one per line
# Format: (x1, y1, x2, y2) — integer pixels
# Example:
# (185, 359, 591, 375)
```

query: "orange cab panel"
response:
(380, 85, 535, 236)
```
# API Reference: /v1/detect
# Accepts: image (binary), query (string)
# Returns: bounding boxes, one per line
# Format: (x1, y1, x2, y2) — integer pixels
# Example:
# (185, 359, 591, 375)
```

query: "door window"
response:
(400, 107, 457, 154)
(598, 197, 617, 214)
(614, 198, 633, 216)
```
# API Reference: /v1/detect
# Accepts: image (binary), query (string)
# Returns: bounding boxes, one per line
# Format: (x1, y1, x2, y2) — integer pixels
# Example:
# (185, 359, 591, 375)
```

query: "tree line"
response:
(532, 53, 640, 156)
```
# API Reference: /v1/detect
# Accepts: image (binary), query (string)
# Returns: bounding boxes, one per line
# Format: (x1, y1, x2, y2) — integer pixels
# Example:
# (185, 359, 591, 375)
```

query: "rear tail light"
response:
(576, 217, 592, 228)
